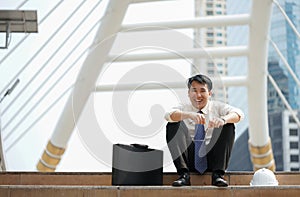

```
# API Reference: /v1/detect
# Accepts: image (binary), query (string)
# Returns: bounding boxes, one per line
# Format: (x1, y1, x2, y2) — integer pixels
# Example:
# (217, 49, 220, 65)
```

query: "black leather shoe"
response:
(212, 172, 228, 187)
(172, 173, 191, 186)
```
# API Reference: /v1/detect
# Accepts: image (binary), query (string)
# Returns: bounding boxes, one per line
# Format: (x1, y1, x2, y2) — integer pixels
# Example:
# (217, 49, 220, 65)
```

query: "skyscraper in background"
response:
(269, 0, 300, 110)
(193, 0, 228, 102)
(267, 61, 289, 113)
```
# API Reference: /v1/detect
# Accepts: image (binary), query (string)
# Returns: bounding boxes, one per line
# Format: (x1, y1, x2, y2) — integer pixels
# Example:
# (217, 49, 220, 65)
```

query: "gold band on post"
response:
(46, 141, 65, 156)
(249, 139, 272, 155)
(249, 138, 276, 172)
(254, 161, 276, 172)
(251, 152, 274, 165)
(36, 141, 66, 172)
(36, 159, 56, 172)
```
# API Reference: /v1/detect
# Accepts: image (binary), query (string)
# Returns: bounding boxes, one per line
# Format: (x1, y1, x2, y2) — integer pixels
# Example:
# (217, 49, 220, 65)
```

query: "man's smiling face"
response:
(188, 81, 212, 110)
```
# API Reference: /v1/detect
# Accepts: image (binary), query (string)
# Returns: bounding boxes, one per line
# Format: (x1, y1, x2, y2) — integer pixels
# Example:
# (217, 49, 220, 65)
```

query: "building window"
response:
(217, 63, 223, 67)
(216, 11, 222, 15)
(290, 142, 299, 149)
(207, 62, 214, 67)
(208, 69, 214, 75)
(216, 40, 223, 44)
(206, 3, 213, 8)
(206, 11, 213, 15)
(207, 40, 214, 45)
(291, 168, 299, 171)
(290, 155, 299, 162)
(207, 32, 214, 37)
(290, 129, 298, 136)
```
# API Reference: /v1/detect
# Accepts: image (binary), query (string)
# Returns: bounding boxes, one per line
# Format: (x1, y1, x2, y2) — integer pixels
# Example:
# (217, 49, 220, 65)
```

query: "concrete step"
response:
(1, 185, 300, 197)
(0, 172, 300, 197)
(0, 171, 300, 186)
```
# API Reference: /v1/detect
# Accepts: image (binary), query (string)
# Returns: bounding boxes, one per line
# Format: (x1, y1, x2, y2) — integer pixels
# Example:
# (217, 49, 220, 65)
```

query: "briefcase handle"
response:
(131, 143, 149, 149)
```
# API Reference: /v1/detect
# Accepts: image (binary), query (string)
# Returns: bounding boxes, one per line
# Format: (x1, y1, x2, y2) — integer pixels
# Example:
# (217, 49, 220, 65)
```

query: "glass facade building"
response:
(269, 0, 300, 110)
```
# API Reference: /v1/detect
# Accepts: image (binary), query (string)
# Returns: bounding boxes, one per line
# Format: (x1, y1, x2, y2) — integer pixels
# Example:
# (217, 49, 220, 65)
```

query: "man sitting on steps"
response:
(165, 74, 244, 187)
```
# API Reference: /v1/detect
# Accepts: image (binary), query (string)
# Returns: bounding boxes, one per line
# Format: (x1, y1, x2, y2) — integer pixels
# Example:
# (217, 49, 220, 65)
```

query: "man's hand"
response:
(188, 112, 206, 124)
(208, 117, 226, 128)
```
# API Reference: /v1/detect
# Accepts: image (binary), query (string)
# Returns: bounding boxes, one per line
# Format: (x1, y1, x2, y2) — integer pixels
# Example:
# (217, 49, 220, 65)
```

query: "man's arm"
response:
(169, 111, 206, 125)
(221, 112, 242, 124)
(208, 112, 241, 128)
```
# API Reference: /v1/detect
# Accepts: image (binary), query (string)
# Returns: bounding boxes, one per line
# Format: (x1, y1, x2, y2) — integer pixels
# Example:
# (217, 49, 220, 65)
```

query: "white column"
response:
(248, 0, 273, 146)
(248, 0, 275, 171)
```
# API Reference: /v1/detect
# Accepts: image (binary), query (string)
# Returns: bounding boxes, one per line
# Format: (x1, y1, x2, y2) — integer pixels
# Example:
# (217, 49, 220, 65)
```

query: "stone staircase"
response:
(0, 172, 300, 196)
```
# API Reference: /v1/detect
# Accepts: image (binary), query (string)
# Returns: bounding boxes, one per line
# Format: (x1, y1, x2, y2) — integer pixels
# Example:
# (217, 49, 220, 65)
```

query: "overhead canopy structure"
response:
(35, 0, 276, 172)
(0, 10, 38, 49)
(1, 0, 299, 172)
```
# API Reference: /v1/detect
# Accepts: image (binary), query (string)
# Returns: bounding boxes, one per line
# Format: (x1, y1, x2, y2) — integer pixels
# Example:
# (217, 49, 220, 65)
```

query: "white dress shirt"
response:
(164, 100, 244, 144)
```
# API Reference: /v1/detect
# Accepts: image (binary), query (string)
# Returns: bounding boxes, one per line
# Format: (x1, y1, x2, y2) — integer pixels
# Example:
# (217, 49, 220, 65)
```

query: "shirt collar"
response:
(200, 100, 210, 115)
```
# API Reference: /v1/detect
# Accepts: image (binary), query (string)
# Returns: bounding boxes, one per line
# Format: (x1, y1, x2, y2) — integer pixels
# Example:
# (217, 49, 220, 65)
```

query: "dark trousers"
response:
(166, 121, 235, 175)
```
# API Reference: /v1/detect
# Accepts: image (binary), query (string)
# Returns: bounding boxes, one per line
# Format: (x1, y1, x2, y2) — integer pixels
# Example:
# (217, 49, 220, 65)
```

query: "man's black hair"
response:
(187, 74, 213, 91)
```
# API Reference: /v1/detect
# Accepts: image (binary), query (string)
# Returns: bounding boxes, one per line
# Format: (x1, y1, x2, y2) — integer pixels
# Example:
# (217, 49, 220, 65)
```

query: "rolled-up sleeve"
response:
(164, 104, 186, 122)
(231, 107, 244, 121)
(164, 108, 180, 122)
(219, 101, 244, 121)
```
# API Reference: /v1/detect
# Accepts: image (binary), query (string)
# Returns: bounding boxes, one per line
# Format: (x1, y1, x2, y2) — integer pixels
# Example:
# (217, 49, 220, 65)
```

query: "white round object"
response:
(250, 168, 279, 186)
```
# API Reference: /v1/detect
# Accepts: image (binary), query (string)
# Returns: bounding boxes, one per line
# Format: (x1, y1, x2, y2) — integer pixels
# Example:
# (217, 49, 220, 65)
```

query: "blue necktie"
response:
(194, 121, 207, 173)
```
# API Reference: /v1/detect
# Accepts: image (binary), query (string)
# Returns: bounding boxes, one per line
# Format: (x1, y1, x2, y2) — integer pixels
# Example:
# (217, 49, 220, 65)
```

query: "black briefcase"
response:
(112, 143, 163, 185)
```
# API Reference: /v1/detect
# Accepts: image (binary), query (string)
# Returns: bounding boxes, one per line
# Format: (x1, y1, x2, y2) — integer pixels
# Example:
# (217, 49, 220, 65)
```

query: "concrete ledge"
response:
(1, 185, 300, 197)
(0, 171, 300, 186)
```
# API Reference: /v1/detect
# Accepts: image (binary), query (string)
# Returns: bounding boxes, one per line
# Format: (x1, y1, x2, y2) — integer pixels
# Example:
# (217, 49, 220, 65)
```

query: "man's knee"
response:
(223, 123, 235, 130)
(166, 122, 180, 142)
(222, 123, 235, 137)
(166, 121, 188, 142)
(166, 121, 180, 131)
